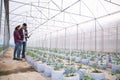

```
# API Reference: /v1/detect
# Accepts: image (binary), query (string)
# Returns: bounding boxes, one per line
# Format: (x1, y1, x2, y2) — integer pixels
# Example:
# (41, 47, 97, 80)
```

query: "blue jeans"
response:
(13, 42, 20, 59)
(20, 41, 26, 58)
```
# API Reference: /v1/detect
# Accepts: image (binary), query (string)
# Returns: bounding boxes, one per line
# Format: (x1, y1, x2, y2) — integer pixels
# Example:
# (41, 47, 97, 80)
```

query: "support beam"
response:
(104, 0, 120, 6)
(34, 6, 48, 19)
(51, 0, 61, 10)
(9, 0, 92, 18)
(9, 12, 77, 25)
(10, 4, 25, 13)
(98, 0, 108, 14)
(29, 0, 81, 34)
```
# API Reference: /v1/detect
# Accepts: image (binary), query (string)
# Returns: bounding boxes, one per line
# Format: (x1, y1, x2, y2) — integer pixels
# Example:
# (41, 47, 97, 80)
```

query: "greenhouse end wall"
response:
(28, 22, 120, 53)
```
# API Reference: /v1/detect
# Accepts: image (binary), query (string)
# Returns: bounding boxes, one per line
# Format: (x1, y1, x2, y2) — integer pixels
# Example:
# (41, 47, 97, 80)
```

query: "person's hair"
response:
(15, 25, 20, 30)
(22, 23, 27, 26)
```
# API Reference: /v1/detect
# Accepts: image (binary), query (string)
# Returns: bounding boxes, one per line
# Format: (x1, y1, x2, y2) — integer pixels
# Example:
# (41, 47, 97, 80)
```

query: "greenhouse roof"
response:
(1, 0, 120, 42)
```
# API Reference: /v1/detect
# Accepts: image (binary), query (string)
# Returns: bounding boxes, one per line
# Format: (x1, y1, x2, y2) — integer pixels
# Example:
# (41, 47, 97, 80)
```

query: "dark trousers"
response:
(22, 41, 26, 58)
(20, 41, 26, 58)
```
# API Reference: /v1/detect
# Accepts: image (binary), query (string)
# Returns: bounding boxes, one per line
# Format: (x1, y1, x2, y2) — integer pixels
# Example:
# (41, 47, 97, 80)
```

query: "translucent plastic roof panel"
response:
(9, 0, 120, 40)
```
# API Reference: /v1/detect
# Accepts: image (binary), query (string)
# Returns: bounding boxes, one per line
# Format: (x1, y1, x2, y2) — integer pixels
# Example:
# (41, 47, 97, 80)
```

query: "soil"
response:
(0, 47, 51, 80)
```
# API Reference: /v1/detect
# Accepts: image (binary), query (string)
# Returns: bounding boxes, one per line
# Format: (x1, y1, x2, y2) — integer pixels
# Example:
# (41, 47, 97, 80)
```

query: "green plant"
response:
(82, 55, 87, 59)
(90, 51, 95, 55)
(99, 58, 104, 65)
(54, 63, 64, 70)
(53, 49, 58, 53)
(57, 59, 63, 62)
(42, 54, 47, 58)
(114, 69, 120, 80)
(78, 64, 82, 69)
(83, 74, 95, 80)
(112, 53, 120, 65)
(64, 66, 77, 77)
(76, 53, 81, 57)
(27, 51, 36, 58)
(26, 50, 31, 55)
(46, 60, 54, 65)
(0, 47, 3, 52)
(46, 59, 50, 65)
(91, 63, 101, 73)
(90, 56, 95, 61)
(33, 50, 37, 53)
(40, 58, 46, 63)
(115, 69, 120, 74)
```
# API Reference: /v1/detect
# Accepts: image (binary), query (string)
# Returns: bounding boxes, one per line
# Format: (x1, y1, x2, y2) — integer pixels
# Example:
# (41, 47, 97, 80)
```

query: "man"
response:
(19, 23, 29, 58)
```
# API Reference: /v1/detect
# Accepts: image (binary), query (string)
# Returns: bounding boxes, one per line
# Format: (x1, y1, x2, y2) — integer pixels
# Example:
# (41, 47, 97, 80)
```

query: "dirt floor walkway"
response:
(0, 47, 51, 80)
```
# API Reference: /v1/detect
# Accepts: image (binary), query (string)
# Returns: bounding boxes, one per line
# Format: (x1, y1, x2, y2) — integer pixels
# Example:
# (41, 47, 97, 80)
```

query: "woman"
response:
(13, 25, 21, 60)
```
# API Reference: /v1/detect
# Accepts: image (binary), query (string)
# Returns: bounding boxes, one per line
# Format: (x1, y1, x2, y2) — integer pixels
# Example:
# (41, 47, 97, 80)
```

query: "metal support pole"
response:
(61, 0, 63, 10)
(64, 28, 67, 50)
(108, 28, 110, 52)
(69, 30, 71, 64)
(38, 0, 40, 7)
(26, 11, 27, 22)
(36, 39, 37, 48)
(0, 0, 3, 34)
(79, 0, 81, 15)
(50, 32, 52, 49)
(95, 19, 97, 52)
(56, 31, 58, 49)
(81, 33, 82, 50)
(90, 31, 92, 51)
(39, 36, 41, 48)
(44, 34, 47, 49)
(47, 35, 49, 51)
(116, 25, 118, 53)
(4, 0, 10, 49)
(42, 36, 44, 49)
(43, 36, 45, 49)
(76, 24, 78, 50)
(102, 29, 104, 52)
(48, 2, 50, 19)
(83, 32, 85, 51)
(30, 3, 32, 16)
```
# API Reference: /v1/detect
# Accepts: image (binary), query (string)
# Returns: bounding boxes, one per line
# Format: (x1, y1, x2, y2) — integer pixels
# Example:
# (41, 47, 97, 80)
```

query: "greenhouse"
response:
(0, 0, 120, 80)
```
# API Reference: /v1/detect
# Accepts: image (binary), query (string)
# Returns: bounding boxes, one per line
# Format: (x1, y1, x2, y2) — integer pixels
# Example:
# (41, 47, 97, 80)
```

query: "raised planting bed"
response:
(26, 48, 117, 80)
